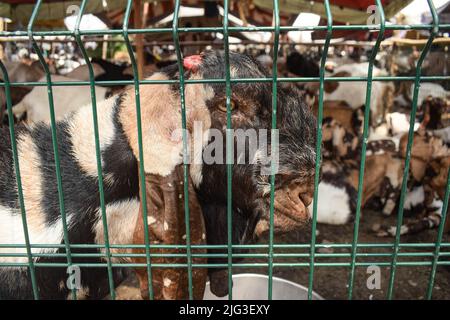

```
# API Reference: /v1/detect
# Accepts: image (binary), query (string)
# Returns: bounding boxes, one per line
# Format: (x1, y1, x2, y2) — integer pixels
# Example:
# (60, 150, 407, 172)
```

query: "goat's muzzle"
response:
(255, 180, 314, 236)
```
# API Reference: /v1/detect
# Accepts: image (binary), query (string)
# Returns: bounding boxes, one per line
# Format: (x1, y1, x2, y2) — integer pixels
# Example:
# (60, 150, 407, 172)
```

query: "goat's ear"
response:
(324, 71, 351, 93)
(120, 71, 211, 176)
(132, 164, 208, 300)
(324, 80, 338, 93)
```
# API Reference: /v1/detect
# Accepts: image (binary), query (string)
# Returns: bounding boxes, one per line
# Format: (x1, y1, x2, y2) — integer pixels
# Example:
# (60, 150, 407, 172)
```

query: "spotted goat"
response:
(0, 51, 317, 299)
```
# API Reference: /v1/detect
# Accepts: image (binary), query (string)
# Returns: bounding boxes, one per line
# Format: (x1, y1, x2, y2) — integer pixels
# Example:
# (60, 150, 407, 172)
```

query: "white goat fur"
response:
(12, 75, 109, 123)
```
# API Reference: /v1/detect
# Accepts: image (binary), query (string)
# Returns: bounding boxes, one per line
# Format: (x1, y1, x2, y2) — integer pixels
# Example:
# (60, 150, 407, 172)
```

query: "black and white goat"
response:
(380, 131, 449, 237)
(312, 162, 357, 225)
(313, 118, 449, 236)
(0, 51, 317, 299)
(312, 140, 399, 226)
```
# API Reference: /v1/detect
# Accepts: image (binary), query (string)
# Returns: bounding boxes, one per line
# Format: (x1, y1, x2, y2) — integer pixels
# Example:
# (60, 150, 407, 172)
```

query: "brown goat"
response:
(313, 100, 356, 133)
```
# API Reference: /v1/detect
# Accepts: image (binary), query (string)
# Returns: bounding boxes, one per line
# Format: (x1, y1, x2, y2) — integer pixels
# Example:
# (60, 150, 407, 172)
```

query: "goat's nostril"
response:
(299, 193, 313, 207)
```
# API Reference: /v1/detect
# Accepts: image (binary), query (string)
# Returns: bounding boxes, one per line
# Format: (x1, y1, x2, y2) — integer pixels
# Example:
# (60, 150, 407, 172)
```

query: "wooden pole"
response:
(0, 18, 4, 60)
(102, 34, 108, 60)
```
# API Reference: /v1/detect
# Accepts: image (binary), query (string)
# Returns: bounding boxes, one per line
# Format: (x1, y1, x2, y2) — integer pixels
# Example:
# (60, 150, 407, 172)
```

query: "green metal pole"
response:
(122, 0, 154, 300)
(74, 0, 116, 300)
(387, 0, 439, 299)
(27, 0, 76, 300)
(0, 60, 39, 300)
(308, 0, 332, 301)
(172, 0, 194, 300)
(347, 0, 386, 300)
(426, 169, 450, 299)
(267, 0, 280, 300)
(223, 0, 234, 301)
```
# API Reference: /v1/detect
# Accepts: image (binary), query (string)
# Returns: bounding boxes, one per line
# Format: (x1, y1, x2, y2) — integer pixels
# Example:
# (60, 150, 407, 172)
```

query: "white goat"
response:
(11, 75, 109, 123)
(324, 63, 394, 125)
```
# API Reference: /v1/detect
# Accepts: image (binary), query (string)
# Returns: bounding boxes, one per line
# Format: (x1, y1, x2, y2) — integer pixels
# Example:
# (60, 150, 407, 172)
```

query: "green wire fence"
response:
(0, 0, 449, 301)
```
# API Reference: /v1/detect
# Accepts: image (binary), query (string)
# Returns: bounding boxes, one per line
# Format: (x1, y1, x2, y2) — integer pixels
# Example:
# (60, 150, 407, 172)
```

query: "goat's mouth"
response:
(254, 183, 313, 237)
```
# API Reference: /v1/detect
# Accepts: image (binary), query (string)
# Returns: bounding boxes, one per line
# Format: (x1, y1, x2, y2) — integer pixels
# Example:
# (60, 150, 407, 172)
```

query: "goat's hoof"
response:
(376, 230, 389, 237)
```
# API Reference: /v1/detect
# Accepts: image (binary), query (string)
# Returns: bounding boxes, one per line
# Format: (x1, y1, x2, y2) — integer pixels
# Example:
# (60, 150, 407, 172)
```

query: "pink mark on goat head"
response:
(183, 55, 202, 72)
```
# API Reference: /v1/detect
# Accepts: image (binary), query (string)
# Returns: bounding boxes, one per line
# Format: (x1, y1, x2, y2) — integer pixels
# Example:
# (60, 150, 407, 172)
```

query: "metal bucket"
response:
(203, 273, 324, 300)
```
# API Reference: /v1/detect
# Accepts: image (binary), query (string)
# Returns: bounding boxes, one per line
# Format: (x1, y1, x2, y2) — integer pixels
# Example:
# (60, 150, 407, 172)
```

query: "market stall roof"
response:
(1, 0, 414, 27)
(253, 0, 414, 24)
(0, 0, 131, 28)
(422, 0, 450, 24)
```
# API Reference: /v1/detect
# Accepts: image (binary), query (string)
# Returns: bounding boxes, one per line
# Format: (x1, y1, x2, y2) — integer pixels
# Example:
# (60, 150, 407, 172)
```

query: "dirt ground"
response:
(114, 210, 450, 300)
(248, 211, 450, 300)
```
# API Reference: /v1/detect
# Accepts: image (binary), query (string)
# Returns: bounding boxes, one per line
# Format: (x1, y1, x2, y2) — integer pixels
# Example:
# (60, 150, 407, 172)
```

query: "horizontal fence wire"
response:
(2, 251, 450, 259)
(2, 76, 450, 89)
(0, 242, 449, 250)
(0, 0, 449, 301)
(1, 261, 450, 268)
(2, 24, 450, 38)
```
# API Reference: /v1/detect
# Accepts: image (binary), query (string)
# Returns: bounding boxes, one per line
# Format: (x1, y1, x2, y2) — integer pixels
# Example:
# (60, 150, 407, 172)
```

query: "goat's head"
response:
(322, 117, 359, 160)
(122, 50, 317, 241)
(121, 51, 317, 298)
(400, 130, 449, 164)
(187, 51, 318, 239)
(420, 96, 449, 130)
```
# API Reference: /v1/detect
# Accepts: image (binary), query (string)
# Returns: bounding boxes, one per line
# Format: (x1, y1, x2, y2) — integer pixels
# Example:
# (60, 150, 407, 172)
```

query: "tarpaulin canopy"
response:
(423, 0, 450, 24)
(1, 0, 414, 27)
(0, 0, 132, 27)
(254, 0, 414, 24)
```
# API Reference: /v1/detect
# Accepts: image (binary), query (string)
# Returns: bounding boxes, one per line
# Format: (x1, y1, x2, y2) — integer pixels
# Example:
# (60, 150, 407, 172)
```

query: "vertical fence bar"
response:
(307, 0, 332, 301)
(347, 0, 385, 300)
(222, 0, 234, 300)
(73, 0, 116, 300)
(426, 169, 450, 299)
(27, 0, 76, 300)
(387, 0, 439, 299)
(267, 0, 280, 300)
(123, 0, 154, 300)
(172, 0, 194, 300)
(0, 60, 39, 300)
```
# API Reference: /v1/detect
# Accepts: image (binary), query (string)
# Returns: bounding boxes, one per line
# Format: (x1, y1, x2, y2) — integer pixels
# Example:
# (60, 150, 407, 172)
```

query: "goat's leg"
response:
(201, 203, 254, 297)
(379, 194, 445, 237)
(386, 212, 441, 236)
(202, 204, 233, 297)
(380, 179, 400, 216)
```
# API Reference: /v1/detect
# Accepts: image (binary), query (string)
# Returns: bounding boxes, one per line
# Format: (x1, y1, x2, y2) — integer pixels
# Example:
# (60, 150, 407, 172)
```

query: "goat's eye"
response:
(218, 100, 236, 112)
